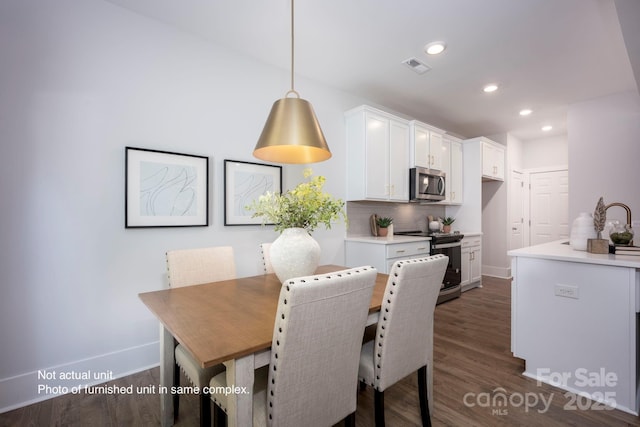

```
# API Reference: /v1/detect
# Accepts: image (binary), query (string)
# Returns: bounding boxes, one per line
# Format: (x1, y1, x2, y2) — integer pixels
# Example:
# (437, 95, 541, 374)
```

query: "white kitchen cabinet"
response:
(447, 141, 464, 205)
(409, 120, 445, 171)
(442, 135, 463, 205)
(345, 238, 430, 274)
(510, 242, 640, 414)
(440, 138, 451, 201)
(461, 234, 482, 291)
(481, 139, 505, 181)
(346, 105, 410, 201)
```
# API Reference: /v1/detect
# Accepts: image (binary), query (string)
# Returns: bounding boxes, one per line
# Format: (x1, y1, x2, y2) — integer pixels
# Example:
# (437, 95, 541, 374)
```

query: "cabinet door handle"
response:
(395, 250, 406, 254)
(417, 247, 427, 250)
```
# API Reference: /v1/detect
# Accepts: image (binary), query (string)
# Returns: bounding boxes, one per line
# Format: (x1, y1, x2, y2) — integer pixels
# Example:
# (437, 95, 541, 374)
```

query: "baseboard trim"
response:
(0, 341, 159, 414)
(481, 264, 511, 279)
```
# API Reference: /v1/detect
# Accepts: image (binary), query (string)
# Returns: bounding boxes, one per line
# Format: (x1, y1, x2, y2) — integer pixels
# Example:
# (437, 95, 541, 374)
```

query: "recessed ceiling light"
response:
(483, 84, 498, 93)
(542, 125, 553, 131)
(519, 109, 532, 116)
(425, 41, 446, 55)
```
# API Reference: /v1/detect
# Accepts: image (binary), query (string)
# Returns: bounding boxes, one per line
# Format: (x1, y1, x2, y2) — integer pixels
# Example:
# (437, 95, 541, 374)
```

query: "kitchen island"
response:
(509, 240, 640, 415)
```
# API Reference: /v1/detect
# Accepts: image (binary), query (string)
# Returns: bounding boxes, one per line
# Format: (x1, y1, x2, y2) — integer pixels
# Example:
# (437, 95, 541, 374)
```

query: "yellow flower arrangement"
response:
(247, 169, 347, 233)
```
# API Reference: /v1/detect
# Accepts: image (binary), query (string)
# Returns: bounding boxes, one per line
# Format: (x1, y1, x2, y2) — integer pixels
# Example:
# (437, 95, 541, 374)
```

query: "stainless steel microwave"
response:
(410, 167, 445, 201)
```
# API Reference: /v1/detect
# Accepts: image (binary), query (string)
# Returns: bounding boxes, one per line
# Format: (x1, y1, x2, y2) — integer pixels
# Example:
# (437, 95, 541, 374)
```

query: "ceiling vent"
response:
(402, 57, 431, 74)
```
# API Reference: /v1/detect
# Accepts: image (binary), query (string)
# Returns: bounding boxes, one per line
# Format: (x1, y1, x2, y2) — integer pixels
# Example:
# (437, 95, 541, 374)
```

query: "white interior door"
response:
(530, 170, 569, 245)
(509, 171, 525, 250)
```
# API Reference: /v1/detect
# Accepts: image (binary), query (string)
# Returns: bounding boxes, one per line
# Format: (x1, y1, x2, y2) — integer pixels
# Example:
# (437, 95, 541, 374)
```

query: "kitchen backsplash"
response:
(346, 201, 446, 236)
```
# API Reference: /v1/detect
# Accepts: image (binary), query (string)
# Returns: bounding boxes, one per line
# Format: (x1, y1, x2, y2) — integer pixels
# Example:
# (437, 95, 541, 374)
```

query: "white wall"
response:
(0, 0, 364, 411)
(568, 91, 640, 224)
(522, 135, 568, 170)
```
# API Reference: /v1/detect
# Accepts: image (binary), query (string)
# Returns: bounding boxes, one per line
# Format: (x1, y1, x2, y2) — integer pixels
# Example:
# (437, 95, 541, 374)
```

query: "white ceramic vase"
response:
(569, 212, 597, 251)
(270, 227, 321, 283)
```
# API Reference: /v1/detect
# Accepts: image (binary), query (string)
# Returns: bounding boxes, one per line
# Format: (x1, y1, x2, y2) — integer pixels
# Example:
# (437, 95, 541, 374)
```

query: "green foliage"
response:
(376, 217, 393, 228)
(442, 216, 456, 225)
(246, 169, 347, 234)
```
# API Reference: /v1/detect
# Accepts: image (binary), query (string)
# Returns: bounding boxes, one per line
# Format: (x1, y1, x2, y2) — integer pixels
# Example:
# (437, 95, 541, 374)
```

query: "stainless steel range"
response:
(394, 230, 464, 304)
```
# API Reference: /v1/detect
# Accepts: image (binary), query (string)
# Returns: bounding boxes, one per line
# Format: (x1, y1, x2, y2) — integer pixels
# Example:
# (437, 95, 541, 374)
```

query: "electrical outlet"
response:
(555, 284, 579, 299)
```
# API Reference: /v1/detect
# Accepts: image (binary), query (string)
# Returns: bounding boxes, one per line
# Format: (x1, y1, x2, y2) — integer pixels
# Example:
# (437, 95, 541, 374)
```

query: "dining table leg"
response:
(160, 324, 175, 427)
(224, 354, 255, 427)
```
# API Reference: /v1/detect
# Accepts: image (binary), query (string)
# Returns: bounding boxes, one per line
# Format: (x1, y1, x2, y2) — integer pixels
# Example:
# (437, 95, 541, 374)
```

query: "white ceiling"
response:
(104, 0, 639, 141)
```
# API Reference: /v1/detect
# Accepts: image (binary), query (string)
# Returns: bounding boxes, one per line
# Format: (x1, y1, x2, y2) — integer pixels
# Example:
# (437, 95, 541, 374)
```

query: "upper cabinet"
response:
(481, 138, 505, 181)
(345, 105, 410, 201)
(444, 135, 463, 204)
(409, 120, 445, 171)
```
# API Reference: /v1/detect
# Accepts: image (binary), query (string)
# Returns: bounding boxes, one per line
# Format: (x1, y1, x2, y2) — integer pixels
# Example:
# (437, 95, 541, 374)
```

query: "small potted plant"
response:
(442, 216, 455, 233)
(376, 217, 393, 237)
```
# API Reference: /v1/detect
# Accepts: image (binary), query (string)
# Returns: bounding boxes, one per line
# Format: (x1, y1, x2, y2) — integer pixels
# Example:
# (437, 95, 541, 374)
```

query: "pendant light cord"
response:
(287, 0, 300, 98)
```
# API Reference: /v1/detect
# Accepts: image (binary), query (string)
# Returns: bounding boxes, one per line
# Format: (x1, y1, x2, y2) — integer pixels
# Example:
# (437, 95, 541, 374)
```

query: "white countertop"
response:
(345, 235, 431, 244)
(508, 240, 640, 268)
(460, 231, 483, 238)
(345, 230, 481, 245)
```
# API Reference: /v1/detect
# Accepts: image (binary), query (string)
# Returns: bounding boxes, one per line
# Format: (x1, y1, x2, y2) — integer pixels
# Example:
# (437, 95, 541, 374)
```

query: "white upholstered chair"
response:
(358, 255, 448, 427)
(210, 266, 378, 427)
(166, 246, 236, 427)
(260, 242, 274, 274)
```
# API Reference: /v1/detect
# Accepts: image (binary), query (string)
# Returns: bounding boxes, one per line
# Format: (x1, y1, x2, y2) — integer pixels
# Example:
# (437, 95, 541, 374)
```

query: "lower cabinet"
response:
(345, 239, 430, 274)
(461, 235, 482, 291)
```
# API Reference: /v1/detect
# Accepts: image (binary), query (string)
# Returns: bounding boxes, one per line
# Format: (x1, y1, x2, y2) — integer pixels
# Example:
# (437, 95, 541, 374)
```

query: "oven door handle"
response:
(432, 241, 462, 249)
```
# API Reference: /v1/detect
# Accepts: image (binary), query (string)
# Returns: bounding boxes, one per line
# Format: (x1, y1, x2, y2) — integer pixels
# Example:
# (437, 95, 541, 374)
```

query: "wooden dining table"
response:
(139, 265, 388, 427)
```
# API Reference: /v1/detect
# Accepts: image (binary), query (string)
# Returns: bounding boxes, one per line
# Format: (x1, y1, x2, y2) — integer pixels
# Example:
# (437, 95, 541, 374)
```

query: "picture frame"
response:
(125, 147, 209, 228)
(224, 159, 282, 226)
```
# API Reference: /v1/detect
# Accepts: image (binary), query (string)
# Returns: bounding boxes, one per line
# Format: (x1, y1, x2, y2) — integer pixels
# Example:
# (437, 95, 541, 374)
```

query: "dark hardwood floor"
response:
(2, 276, 639, 426)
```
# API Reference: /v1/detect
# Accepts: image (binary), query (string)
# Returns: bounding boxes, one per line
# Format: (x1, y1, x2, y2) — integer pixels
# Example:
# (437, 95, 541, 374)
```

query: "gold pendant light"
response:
(253, 0, 331, 164)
